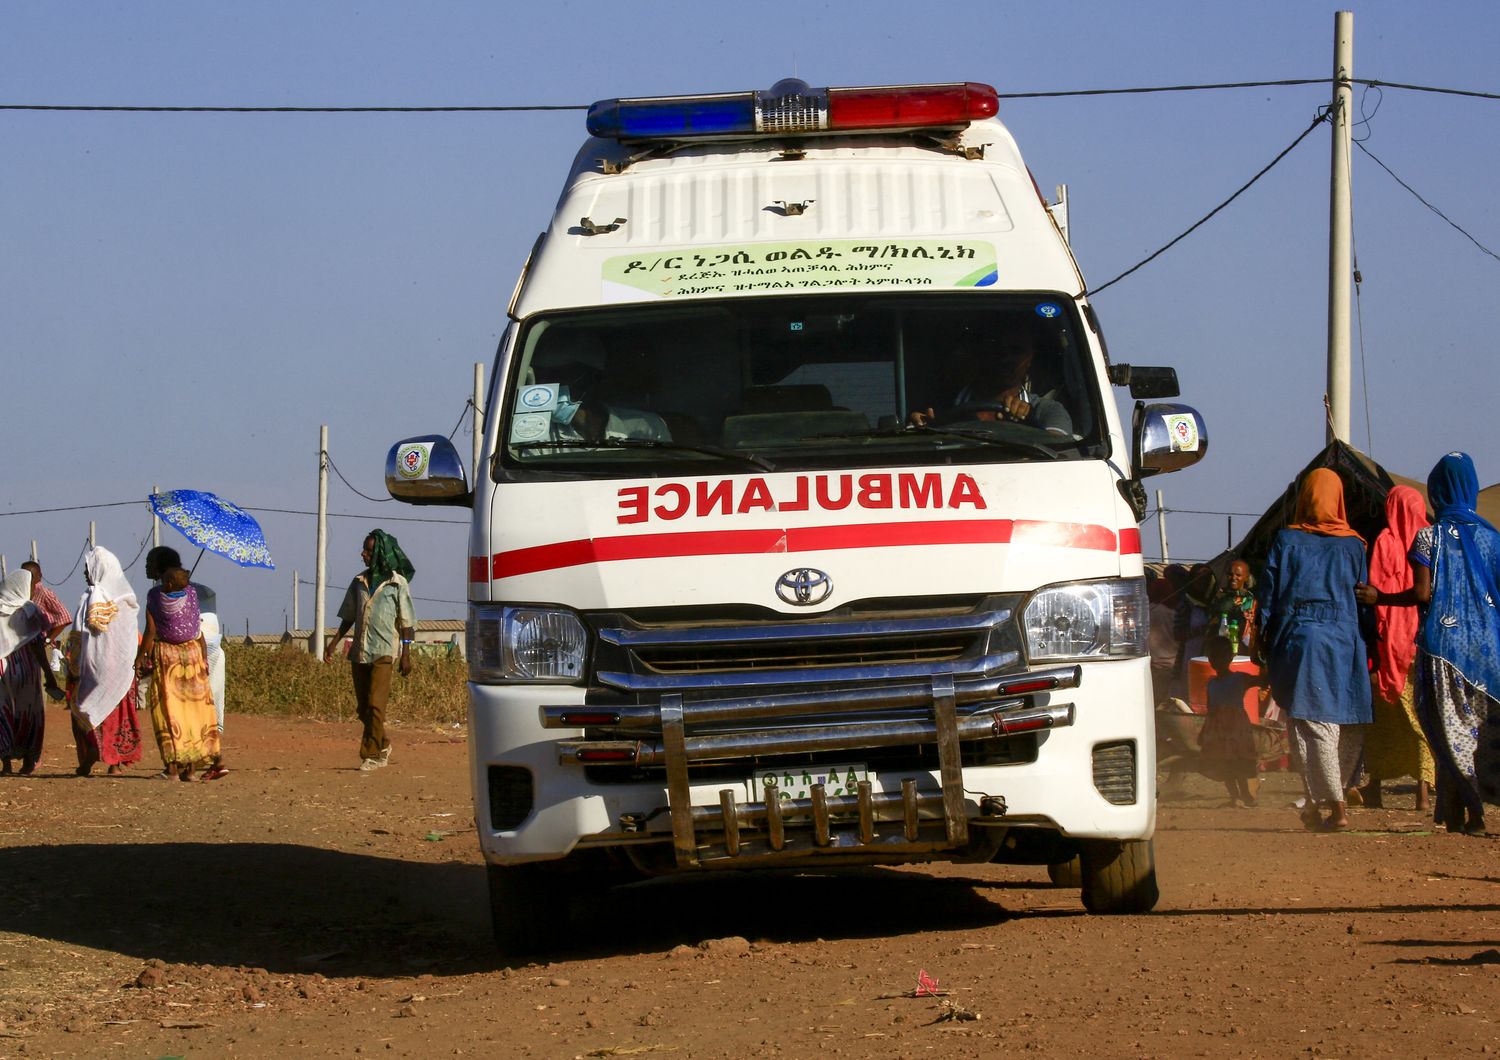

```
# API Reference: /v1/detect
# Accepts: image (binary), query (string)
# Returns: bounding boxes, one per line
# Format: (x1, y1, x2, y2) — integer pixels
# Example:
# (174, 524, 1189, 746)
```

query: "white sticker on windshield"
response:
(517, 383, 559, 414)
(510, 412, 551, 444)
(1164, 413, 1200, 452)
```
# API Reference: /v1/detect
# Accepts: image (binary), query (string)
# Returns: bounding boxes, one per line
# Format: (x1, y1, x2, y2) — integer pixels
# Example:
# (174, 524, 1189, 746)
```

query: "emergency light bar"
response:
(586, 78, 999, 141)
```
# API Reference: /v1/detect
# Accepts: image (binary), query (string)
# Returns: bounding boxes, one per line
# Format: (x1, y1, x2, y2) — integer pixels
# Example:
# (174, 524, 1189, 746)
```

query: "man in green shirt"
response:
(325, 530, 415, 771)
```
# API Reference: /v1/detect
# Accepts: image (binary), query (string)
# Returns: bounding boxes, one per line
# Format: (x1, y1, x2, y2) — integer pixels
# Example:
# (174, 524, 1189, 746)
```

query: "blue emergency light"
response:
(587, 79, 999, 140)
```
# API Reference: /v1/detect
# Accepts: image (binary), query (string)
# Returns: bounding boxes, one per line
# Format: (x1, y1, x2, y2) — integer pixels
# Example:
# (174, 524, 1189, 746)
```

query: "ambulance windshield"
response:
(501, 293, 1106, 475)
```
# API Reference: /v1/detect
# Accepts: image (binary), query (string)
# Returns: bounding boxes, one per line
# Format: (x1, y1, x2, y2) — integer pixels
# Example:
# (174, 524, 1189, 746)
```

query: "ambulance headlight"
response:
(468, 605, 587, 683)
(1022, 578, 1148, 661)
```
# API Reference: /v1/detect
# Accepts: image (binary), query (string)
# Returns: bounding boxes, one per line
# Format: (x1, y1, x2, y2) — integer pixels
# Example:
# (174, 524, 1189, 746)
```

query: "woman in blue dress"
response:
(1400, 453, 1497, 834)
(1258, 468, 1372, 831)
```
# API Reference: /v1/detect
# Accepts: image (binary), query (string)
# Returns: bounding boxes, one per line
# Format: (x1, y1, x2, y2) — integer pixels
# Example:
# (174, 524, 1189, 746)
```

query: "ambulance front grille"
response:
(590, 603, 1020, 693)
(630, 632, 972, 674)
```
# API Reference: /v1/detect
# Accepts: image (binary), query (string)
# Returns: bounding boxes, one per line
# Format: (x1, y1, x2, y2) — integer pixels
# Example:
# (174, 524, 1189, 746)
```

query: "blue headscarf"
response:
(1418, 452, 1500, 696)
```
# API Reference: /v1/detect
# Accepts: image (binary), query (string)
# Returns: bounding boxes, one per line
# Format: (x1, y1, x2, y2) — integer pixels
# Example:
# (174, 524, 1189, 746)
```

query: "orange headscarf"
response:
(1287, 467, 1364, 541)
(1368, 485, 1429, 700)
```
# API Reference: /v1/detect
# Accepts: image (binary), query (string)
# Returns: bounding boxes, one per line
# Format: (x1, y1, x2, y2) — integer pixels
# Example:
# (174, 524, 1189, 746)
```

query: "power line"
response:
(0, 103, 587, 113)
(447, 398, 476, 441)
(1, 495, 464, 526)
(0, 500, 144, 518)
(999, 77, 1326, 99)
(1357, 78, 1500, 102)
(1355, 140, 1500, 264)
(1153, 507, 1262, 517)
(5, 76, 1495, 114)
(297, 576, 464, 605)
(39, 539, 88, 586)
(326, 453, 392, 504)
(1086, 108, 1330, 296)
(243, 505, 465, 525)
(118, 518, 156, 574)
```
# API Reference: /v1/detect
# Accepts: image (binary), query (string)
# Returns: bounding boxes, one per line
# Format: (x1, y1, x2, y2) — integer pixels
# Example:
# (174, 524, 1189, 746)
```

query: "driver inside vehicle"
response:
(546, 362, 672, 444)
(908, 335, 1074, 435)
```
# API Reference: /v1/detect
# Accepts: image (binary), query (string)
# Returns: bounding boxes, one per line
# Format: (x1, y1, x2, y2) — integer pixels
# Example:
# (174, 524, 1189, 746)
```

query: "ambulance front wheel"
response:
(1079, 838, 1159, 914)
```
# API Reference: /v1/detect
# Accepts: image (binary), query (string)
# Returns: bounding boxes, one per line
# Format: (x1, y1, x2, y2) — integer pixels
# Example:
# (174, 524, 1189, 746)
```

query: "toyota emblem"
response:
(776, 567, 833, 606)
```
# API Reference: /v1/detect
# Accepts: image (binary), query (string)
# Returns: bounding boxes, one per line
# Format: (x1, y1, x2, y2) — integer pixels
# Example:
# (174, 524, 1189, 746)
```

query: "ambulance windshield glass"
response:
(501, 293, 1106, 474)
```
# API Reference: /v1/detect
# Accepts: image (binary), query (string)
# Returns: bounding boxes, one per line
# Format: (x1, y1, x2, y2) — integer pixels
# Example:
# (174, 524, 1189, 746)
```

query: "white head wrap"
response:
(0, 570, 42, 660)
(71, 546, 141, 731)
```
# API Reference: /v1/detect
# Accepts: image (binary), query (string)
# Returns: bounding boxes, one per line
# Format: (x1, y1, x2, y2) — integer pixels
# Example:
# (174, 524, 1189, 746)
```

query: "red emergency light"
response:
(587, 79, 999, 140)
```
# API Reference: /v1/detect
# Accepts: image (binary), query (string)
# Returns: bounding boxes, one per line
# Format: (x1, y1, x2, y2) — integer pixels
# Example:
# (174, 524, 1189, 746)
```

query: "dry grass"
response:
(223, 643, 468, 725)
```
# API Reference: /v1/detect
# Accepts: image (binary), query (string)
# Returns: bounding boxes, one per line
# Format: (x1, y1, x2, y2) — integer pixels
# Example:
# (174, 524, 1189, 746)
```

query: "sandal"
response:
(151, 770, 174, 780)
(1299, 806, 1323, 831)
(201, 766, 229, 781)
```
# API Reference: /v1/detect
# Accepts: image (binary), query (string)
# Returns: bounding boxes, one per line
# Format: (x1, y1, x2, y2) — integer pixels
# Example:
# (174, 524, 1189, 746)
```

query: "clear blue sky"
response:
(4, 1, 1497, 633)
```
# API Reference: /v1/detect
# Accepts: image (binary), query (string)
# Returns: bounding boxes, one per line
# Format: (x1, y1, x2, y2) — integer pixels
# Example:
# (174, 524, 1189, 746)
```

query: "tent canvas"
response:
(1216, 440, 1499, 579)
(1220, 440, 1400, 579)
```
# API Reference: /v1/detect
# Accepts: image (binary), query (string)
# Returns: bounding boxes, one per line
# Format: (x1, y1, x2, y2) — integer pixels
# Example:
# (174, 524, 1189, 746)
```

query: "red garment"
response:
(1369, 485, 1429, 701)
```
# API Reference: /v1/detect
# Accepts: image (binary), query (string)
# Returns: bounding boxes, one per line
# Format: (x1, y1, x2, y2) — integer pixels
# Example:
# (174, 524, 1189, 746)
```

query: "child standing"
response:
(1207, 559, 1257, 657)
(1199, 635, 1265, 807)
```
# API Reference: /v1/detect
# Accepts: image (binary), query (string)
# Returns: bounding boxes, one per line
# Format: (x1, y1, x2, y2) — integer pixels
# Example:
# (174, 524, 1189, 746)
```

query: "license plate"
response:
(750, 763, 869, 803)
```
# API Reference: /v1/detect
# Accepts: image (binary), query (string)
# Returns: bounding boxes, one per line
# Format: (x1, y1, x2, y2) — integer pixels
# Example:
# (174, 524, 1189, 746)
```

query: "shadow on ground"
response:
(0, 844, 1016, 974)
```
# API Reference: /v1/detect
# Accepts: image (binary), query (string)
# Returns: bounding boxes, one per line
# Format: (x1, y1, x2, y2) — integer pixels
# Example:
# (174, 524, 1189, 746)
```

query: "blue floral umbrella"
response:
(148, 489, 276, 570)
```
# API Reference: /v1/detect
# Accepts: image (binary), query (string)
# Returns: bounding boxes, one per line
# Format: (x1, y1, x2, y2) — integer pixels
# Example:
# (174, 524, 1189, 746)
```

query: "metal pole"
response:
(152, 483, 161, 548)
(314, 425, 328, 660)
(293, 568, 300, 631)
(1156, 489, 1169, 563)
(1326, 10, 1354, 444)
(30, 540, 38, 563)
(0, 556, 6, 578)
(88, 521, 96, 549)
(1227, 516, 1233, 551)
(472, 362, 485, 479)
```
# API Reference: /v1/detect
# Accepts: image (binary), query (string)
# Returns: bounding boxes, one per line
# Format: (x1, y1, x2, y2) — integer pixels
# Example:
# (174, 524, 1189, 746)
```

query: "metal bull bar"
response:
(545, 665, 1080, 867)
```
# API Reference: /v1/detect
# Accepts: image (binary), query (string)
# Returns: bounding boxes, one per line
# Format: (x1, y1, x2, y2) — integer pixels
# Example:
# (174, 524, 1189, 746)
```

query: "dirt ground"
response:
(0, 706, 1496, 1058)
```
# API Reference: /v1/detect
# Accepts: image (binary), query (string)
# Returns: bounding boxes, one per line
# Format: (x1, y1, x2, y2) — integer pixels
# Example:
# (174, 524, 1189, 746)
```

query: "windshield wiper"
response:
(809, 424, 1063, 461)
(514, 437, 777, 472)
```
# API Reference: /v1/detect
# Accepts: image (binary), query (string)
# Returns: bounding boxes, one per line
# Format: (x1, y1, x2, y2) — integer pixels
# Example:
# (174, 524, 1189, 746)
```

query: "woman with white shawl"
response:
(0, 569, 50, 774)
(68, 546, 145, 776)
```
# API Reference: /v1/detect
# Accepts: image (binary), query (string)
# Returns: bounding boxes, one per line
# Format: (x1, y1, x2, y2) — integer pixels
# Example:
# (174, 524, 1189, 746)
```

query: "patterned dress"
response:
(1410, 524, 1499, 808)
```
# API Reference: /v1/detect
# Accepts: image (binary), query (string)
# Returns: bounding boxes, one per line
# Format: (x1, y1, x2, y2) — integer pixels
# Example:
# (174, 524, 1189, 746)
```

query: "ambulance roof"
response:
(512, 88, 1086, 317)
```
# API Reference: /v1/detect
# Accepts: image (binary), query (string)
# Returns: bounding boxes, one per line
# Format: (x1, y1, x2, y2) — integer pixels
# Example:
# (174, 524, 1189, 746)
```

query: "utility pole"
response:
(88, 522, 96, 548)
(1156, 489, 1169, 563)
(472, 362, 485, 479)
(152, 484, 161, 549)
(1326, 10, 1354, 444)
(293, 568, 300, 631)
(0, 556, 6, 578)
(314, 425, 328, 659)
(30, 540, 38, 564)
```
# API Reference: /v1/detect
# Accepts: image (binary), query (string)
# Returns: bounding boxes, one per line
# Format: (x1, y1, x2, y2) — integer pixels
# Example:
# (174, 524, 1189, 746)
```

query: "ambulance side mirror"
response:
(385, 435, 473, 506)
(1131, 402, 1208, 479)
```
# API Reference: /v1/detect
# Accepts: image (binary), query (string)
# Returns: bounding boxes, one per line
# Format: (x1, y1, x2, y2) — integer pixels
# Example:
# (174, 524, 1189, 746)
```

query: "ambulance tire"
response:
(1045, 856, 1083, 888)
(487, 863, 570, 954)
(1079, 838, 1159, 915)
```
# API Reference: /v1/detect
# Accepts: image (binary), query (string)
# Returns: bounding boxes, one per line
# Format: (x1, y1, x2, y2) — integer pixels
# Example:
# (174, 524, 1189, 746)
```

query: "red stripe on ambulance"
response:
(488, 518, 1121, 580)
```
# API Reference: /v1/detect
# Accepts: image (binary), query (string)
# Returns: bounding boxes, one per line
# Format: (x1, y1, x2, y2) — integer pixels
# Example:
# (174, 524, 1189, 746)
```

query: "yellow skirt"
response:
(148, 639, 221, 769)
(1365, 669, 1435, 785)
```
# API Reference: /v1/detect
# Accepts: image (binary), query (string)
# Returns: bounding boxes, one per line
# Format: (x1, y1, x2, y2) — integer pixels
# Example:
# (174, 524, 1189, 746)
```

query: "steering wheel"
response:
(937, 400, 1028, 426)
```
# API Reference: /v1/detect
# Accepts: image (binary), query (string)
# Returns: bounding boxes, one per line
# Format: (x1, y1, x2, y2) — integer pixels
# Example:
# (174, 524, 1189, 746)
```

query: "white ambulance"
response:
(386, 79, 1207, 951)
